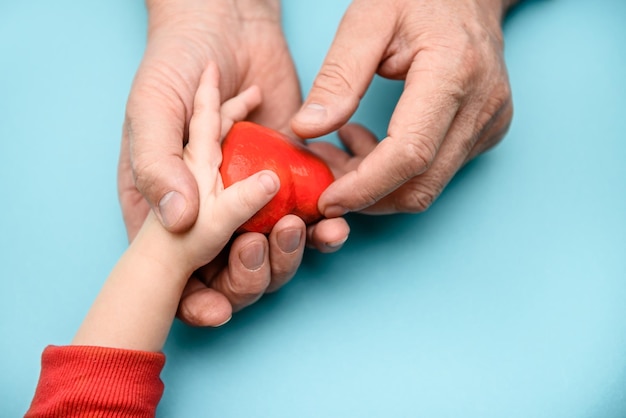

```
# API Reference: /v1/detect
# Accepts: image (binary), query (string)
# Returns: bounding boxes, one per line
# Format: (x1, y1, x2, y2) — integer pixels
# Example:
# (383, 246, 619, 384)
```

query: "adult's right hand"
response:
(118, 0, 350, 327)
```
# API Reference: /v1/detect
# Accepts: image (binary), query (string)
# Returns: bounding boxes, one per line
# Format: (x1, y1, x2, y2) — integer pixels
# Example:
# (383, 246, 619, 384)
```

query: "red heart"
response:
(220, 121, 335, 234)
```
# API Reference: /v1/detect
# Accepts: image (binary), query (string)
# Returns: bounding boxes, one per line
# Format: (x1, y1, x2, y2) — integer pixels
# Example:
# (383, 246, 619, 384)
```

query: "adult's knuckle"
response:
(354, 180, 381, 208)
(397, 133, 439, 175)
(444, 28, 504, 95)
(482, 103, 514, 152)
(501, 99, 514, 130)
(490, 78, 513, 112)
(178, 303, 204, 327)
(435, 33, 479, 83)
(454, 120, 480, 156)
(229, 273, 270, 298)
(131, 151, 162, 193)
(458, 40, 484, 73)
(497, 76, 513, 100)
(128, 63, 192, 125)
(315, 60, 358, 98)
(270, 264, 295, 284)
(476, 79, 513, 136)
(395, 183, 441, 213)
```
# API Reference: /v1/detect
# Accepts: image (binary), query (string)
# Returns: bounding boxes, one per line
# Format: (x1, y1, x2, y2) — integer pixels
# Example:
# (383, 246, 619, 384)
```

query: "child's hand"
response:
(180, 64, 280, 271)
(139, 63, 281, 275)
(72, 65, 279, 351)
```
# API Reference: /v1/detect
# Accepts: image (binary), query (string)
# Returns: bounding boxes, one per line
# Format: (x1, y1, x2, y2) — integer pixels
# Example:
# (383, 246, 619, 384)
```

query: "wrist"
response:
(132, 212, 196, 281)
(145, 0, 280, 31)
(476, 0, 518, 21)
(73, 213, 192, 352)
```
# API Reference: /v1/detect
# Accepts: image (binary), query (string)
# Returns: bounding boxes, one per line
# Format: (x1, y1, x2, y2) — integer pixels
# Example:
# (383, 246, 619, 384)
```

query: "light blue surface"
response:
(1, 0, 625, 417)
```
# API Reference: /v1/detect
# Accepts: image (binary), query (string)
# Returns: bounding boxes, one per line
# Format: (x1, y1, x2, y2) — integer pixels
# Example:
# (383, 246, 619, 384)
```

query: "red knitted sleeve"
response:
(25, 345, 166, 418)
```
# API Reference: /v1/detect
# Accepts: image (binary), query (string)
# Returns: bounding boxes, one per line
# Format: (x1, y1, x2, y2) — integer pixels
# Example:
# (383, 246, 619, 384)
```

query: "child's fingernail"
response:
(277, 229, 302, 254)
(294, 103, 327, 126)
(259, 173, 279, 194)
(239, 241, 266, 271)
(158, 191, 186, 228)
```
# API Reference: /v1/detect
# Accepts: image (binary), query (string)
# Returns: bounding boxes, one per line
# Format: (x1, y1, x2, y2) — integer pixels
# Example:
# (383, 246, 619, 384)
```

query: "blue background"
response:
(1, 0, 625, 416)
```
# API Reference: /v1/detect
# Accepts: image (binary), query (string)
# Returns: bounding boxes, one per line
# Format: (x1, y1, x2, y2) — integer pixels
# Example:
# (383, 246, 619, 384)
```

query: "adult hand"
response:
(292, 0, 517, 216)
(118, 0, 350, 327)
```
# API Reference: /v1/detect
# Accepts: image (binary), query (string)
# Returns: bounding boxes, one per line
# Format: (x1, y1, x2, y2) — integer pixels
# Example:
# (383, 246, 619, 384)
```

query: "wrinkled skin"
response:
(119, 0, 516, 326)
(294, 0, 517, 216)
(118, 0, 349, 327)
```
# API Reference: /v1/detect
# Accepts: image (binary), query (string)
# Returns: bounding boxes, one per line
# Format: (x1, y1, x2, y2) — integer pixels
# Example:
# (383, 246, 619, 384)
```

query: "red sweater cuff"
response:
(26, 345, 166, 417)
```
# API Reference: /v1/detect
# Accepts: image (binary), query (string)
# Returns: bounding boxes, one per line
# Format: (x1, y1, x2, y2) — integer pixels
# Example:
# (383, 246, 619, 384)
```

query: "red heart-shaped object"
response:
(220, 121, 334, 234)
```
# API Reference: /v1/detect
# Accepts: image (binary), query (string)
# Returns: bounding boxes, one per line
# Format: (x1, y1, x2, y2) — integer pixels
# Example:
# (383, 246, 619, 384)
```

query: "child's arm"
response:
(70, 217, 197, 352)
(72, 63, 279, 353)
(26, 63, 280, 417)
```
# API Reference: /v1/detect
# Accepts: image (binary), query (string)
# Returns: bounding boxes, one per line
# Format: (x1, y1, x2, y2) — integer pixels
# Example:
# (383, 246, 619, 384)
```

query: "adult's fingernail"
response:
(295, 103, 327, 125)
(214, 316, 232, 327)
(158, 191, 187, 228)
(325, 236, 349, 250)
(324, 205, 348, 218)
(277, 229, 302, 254)
(239, 241, 266, 271)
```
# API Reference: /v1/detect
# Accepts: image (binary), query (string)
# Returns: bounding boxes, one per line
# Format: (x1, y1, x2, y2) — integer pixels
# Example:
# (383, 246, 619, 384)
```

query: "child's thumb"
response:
(218, 170, 280, 232)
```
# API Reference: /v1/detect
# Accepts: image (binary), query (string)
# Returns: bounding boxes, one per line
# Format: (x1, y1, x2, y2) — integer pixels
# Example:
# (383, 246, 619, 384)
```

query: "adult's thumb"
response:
(124, 85, 199, 233)
(291, 2, 391, 139)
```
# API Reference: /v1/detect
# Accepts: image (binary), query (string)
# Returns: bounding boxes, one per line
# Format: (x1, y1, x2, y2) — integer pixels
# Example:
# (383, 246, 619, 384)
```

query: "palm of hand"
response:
(118, 10, 305, 326)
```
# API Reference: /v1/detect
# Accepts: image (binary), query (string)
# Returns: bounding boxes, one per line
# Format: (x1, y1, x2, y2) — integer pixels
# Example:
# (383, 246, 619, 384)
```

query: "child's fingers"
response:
(187, 62, 222, 165)
(220, 86, 262, 139)
(215, 170, 280, 233)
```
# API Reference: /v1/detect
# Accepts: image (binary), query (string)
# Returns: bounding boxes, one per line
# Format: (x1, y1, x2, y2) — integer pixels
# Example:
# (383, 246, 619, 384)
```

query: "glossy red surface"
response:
(220, 122, 334, 233)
